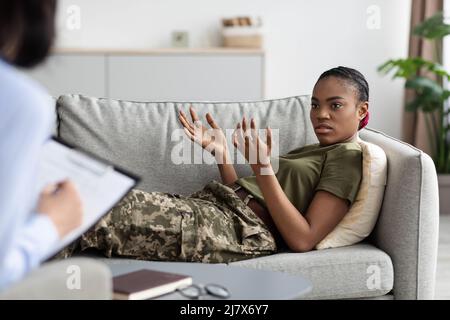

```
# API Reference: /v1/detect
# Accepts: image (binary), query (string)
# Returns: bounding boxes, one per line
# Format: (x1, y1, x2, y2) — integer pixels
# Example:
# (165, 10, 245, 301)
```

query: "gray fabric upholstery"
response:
(230, 243, 393, 299)
(51, 94, 439, 300)
(50, 96, 58, 135)
(56, 94, 318, 194)
(359, 129, 439, 300)
(351, 294, 394, 300)
(0, 258, 111, 300)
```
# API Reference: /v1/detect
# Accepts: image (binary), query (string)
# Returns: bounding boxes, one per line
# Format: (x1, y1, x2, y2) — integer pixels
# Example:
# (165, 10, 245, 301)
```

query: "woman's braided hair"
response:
(317, 66, 369, 130)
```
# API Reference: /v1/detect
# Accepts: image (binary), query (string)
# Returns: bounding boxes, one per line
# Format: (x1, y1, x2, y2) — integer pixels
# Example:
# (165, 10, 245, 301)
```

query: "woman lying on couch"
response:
(61, 66, 369, 263)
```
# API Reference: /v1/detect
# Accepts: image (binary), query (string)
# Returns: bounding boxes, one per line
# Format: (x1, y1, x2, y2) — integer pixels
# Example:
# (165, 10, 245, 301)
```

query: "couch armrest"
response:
(0, 258, 112, 300)
(361, 128, 439, 300)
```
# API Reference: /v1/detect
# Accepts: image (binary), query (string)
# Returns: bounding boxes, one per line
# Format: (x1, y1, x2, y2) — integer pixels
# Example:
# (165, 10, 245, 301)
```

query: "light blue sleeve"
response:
(0, 214, 59, 289)
(0, 63, 59, 291)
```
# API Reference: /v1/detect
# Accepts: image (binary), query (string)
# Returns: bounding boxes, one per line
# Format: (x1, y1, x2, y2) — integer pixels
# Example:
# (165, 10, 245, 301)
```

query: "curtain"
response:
(403, 0, 443, 156)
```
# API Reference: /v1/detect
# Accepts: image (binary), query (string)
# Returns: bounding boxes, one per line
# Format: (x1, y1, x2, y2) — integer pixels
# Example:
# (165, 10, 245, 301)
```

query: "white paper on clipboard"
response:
(36, 138, 139, 260)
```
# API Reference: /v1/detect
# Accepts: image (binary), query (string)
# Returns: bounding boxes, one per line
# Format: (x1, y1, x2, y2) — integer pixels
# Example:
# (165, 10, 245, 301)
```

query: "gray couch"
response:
(2, 94, 439, 299)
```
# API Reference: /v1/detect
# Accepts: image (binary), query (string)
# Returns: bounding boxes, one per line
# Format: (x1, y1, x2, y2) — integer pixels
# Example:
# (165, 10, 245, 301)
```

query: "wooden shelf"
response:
(52, 47, 264, 56)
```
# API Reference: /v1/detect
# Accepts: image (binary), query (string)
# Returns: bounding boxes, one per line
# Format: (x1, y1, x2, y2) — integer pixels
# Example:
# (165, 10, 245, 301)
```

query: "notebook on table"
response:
(37, 137, 140, 261)
(113, 269, 193, 300)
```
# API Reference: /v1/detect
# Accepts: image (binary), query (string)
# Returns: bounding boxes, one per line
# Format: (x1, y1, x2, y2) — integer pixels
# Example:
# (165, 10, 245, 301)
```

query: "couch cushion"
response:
(56, 94, 318, 194)
(315, 138, 387, 249)
(230, 243, 393, 299)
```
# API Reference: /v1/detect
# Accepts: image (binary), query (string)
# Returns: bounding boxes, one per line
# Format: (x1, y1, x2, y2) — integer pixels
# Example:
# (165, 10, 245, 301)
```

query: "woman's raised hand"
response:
(178, 106, 228, 159)
(232, 117, 272, 171)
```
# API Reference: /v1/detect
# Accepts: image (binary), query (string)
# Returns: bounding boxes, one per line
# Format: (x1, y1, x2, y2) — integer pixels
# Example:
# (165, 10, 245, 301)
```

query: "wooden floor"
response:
(436, 214, 450, 299)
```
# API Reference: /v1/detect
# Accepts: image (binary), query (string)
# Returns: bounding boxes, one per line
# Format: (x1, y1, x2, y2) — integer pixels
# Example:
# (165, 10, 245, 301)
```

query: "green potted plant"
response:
(378, 11, 450, 212)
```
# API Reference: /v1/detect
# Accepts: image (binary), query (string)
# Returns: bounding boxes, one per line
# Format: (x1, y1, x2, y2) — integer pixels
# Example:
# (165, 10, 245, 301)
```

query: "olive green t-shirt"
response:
(235, 142, 363, 214)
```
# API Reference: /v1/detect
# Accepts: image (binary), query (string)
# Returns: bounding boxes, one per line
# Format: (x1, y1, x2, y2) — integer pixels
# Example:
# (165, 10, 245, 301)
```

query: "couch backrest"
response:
(56, 94, 318, 194)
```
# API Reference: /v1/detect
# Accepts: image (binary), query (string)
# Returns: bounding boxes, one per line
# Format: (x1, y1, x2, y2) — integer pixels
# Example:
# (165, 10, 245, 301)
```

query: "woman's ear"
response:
(358, 102, 369, 120)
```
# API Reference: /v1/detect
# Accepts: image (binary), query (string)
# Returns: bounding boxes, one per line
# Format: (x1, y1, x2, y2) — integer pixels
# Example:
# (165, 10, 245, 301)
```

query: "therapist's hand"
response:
(37, 180, 83, 238)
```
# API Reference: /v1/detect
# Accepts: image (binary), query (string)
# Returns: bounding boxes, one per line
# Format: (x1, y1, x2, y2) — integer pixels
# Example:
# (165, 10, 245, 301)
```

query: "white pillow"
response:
(315, 138, 387, 250)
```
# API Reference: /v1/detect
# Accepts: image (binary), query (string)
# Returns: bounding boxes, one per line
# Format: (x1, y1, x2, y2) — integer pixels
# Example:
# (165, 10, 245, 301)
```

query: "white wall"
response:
(55, 0, 412, 139)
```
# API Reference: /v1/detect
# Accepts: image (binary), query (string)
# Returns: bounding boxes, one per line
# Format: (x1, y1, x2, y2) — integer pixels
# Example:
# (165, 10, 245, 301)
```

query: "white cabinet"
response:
(27, 54, 106, 98)
(27, 49, 265, 101)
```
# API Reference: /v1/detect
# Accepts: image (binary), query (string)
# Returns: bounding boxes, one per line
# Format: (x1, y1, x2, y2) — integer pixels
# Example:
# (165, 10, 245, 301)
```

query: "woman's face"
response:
(310, 76, 368, 146)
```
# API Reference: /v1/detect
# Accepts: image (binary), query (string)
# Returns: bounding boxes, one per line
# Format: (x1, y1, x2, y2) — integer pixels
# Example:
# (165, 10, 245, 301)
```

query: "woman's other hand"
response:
(178, 106, 229, 161)
(232, 117, 273, 173)
(37, 180, 83, 238)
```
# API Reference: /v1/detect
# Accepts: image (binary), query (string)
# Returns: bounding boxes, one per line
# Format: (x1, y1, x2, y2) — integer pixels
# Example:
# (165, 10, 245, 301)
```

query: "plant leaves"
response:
(405, 77, 446, 112)
(413, 12, 450, 39)
(377, 57, 450, 81)
(405, 76, 443, 95)
(405, 98, 423, 112)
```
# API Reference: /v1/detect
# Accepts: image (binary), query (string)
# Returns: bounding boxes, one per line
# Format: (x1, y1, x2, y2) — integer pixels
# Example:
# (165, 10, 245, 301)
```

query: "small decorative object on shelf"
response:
(172, 30, 190, 48)
(221, 16, 263, 49)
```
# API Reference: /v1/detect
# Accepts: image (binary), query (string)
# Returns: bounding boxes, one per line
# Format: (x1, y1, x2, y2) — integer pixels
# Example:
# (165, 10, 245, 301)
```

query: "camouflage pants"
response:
(61, 180, 277, 263)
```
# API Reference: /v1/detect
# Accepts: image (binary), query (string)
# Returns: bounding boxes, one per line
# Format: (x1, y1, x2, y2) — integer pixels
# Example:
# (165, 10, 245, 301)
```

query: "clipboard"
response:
(36, 137, 140, 261)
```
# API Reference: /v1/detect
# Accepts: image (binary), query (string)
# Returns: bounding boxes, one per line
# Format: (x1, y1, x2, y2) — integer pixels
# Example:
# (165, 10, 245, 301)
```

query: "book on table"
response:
(112, 269, 193, 300)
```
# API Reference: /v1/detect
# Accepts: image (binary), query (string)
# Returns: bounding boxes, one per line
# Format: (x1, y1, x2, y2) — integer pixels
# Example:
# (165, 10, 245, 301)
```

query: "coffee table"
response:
(103, 259, 312, 300)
